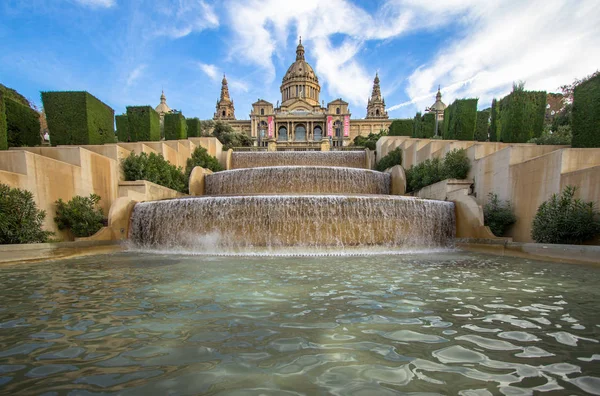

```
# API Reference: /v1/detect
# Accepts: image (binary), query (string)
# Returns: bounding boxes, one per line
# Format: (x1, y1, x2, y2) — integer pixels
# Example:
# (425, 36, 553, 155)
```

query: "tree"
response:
(212, 121, 252, 150)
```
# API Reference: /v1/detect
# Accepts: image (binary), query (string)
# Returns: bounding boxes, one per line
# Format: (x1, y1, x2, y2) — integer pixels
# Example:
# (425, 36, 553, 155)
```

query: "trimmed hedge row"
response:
(126, 106, 160, 142)
(572, 73, 600, 148)
(490, 99, 498, 142)
(475, 110, 490, 142)
(0, 91, 6, 150)
(442, 98, 478, 140)
(492, 88, 546, 143)
(6, 98, 40, 147)
(164, 113, 187, 140)
(186, 117, 201, 137)
(388, 119, 413, 136)
(42, 91, 115, 146)
(115, 114, 130, 142)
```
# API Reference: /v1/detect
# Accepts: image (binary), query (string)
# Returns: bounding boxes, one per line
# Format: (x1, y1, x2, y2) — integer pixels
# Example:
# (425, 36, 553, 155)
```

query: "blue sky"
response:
(1, 0, 599, 120)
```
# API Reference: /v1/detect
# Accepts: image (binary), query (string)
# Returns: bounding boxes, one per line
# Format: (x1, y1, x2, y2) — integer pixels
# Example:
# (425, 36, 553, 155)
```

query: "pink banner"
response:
(267, 116, 273, 138)
(343, 115, 350, 137)
(327, 116, 333, 137)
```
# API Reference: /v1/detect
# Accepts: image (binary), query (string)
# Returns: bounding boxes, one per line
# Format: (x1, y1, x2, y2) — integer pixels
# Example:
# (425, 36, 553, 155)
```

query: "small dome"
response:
(282, 38, 319, 84)
(155, 90, 171, 115)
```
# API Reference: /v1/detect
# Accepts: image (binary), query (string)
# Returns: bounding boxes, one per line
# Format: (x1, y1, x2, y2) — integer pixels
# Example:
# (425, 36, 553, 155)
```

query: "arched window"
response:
(295, 125, 306, 141)
(278, 126, 288, 141)
(376, 109, 380, 116)
(222, 110, 226, 117)
(314, 126, 322, 141)
(260, 108, 264, 115)
(336, 107, 340, 115)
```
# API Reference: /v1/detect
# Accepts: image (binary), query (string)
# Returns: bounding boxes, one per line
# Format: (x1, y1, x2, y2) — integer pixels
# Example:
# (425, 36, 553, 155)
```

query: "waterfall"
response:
(231, 151, 366, 169)
(205, 166, 391, 195)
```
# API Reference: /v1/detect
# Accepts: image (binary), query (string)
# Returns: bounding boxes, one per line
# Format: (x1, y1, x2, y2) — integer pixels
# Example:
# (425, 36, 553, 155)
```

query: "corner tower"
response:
(365, 72, 388, 119)
(214, 74, 236, 120)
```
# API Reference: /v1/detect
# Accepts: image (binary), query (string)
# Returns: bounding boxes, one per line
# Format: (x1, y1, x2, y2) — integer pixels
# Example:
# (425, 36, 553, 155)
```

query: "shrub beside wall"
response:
(442, 99, 478, 141)
(185, 146, 223, 180)
(186, 117, 201, 137)
(122, 152, 186, 193)
(126, 106, 160, 142)
(6, 98, 40, 147)
(54, 194, 105, 238)
(405, 148, 471, 192)
(0, 183, 52, 244)
(42, 91, 116, 146)
(421, 113, 436, 138)
(572, 73, 600, 148)
(483, 193, 516, 236)
(388, 119, 413, 136)
(115, 115, 129, 142)
(164, 113, 187, 140)
(375, 147, 402, 172)
(475, 110, 490, 142)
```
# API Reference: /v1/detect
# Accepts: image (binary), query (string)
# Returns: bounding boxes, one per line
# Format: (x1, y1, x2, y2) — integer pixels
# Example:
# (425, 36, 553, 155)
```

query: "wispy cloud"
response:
(198, 62, 220, 81)
(126, 64, 147, 87)
(72, 0, 115, 8)
(154, 0, 219, 38)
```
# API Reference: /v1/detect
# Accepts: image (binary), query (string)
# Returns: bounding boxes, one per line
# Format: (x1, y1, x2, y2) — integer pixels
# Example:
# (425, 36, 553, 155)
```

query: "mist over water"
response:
(0, 252, 599, 394)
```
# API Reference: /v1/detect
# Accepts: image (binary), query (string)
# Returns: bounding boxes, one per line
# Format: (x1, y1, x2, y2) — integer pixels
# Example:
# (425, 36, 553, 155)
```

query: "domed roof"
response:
(282, 38, 319, 84)
(429, 86, 446, 112)
(155, 90, 171, 115)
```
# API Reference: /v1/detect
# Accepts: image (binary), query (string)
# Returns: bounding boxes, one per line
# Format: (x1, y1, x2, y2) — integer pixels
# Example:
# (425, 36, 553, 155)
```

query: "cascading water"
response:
(231, 151, 366, 169)
(205, 166, 391, 195)
(129, 151, 456, 254)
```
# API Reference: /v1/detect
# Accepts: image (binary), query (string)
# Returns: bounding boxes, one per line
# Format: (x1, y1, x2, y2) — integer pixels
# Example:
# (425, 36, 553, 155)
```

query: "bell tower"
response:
(214, 74, 236, 120)
(365, 72, 388, 119)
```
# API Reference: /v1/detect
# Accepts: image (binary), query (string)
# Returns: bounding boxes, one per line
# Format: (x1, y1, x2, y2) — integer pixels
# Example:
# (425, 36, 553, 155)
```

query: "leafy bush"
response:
(164, 113, 187, 140)
(0, 184, 52, 244)
(572, 73, 600, 148)
(528, 125, 572, 145)
(41, 91, 115, 146)
(388, 119, 413, 136)
(122, 152, 186, 193)
(185, 146, 223, 179)
(54, 194, 105, 238)
(376, 147, 402, 171)
(6, 98, 41, 147)
(212, 121, 252, 150)
(483, 193, 516, 236)
(493, 84, 546, 143)
(353, 130, 386, 150)
(406, 149, 470, 192)
(186, 117, 201, 137)
(126, 106, 160, 142)
(442, 99, 478, 140)
(531, 186, 599, 244)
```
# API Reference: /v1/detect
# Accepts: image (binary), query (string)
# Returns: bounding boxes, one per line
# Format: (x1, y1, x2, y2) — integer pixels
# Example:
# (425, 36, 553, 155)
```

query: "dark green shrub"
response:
(41, 91, 115, 146)
(0, 184, 52, 244)
(212, 121, 252, 150)
(421, 113, 436, 138)
(494, 84, 546, 143)
(490, 99, 498, 142)
(186, 118, 201, 137)
(413, 112, 422, 137)
(126, 106, 160, 142)
(483, 193, 516, 236)
(388, 119, 413, 136)
(6, 98, 40, 147)
(528, 125, 572, 145)
(0, 90, 6, 150)
(54, 194, 105, 238)
(531, 186, 599, 244)
(0, 83, 30, 106)
(122, 152, 186, 193)
(572, 73, 600, 148)
(164, 113, 187, 140)
(353, 130, 386, 150)
(116, 114, 130, 142)
(475, 110, 490, 142)
(442, 99, 478, 140)
(441, 148, 470, 180)
(376, 147, 402, 171)
(185, 146, 223, 179)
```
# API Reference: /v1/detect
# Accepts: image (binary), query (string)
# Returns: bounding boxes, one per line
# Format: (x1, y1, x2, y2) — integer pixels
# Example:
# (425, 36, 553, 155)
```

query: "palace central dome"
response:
(280, 38, 321, 108)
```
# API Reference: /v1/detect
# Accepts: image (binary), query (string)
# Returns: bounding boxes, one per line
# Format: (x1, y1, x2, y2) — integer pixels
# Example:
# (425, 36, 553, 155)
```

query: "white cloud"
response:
(198, 62, 220, 81)
(126, 64, 147, 86)
(198, 62, 249, 93)
(72, 0, 115, 8)
(154, 0, 219, 39)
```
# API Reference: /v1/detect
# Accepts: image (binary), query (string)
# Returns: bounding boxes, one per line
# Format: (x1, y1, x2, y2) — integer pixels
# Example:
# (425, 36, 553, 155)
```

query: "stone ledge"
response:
(0, 240, 125, 265)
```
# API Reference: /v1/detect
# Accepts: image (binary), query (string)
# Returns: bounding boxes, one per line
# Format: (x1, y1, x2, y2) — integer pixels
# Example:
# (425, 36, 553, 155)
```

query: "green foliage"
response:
(54, 194, 105, 238)
(572, 73, 600, 148)
(421, 113, 436, 138)
(375, 147, 402, 171)
(6, 98, 40, 147)
(531, 186, 599, 244)
(41, 91, 115, 146)
(122, 152, 186, 193)
(406, 148, 471, 192)
(0, 83, 30, 107)
(212, 121, 252, 150)
(490, 99, 498, 142)
(528, 125, 572, 145)
(126, 106, 160, 142)
(185, 146, 223, 180)
(493, 85, 546, 143)
(0, 183, 52, 244)
(115, 114, 130, 142)
(483, 193, 516, 236)
(442, 99, 478, 141)
(413, 112, 422, 137)
(353, 130, 386, 150)
(388, 119, 413, 136)
(475, 110, 490, 142)
(200, 119, 215, 137)
(164, 113, 187, 140)
(186, 117, 201, 137)
(0, 91, 6, 150)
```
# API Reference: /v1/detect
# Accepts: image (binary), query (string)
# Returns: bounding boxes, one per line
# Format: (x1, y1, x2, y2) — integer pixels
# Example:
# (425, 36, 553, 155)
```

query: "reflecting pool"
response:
(0, 251, 599, 394)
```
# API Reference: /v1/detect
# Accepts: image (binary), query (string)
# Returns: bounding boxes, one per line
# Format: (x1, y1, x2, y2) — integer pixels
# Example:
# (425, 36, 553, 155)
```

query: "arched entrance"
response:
(278, 126, 288, 141)
(295, 124, 306, 141)
(313, 125, 323, 141)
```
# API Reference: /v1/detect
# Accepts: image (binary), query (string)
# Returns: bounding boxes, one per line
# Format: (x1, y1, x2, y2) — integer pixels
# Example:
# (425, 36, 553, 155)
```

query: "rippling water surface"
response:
(0, 252, 599, 395)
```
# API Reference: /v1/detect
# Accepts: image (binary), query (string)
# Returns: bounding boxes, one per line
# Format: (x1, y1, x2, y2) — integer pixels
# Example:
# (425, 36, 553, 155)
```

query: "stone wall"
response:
(378, 136, 600, 243)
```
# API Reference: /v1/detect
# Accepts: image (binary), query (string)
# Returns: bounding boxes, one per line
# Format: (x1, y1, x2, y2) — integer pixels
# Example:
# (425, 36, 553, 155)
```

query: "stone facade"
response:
(212, 39, 391, 146)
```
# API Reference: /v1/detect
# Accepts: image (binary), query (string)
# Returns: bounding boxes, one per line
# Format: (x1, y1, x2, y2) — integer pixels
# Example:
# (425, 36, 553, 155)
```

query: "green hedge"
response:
(126, 106, 160, 142)
(41, 91, 115, 146)
(6, 98, 40, 147)
(115, 115, 129, 142)
(475, 110, 490, 142)
(388, 119, 413, 136)
(494, 88, 546, 143)
(186, 117, 201, 137)
(0, 84, 30, 107)
(421, 113, 436, 138)
(164, 113, 187, 140)
(0, 91, 6, 150)
(375, 147, 402, 171)
(442, 99, 478, 140)
(490, 99, 498, 142)
(572, 73, 600, 147)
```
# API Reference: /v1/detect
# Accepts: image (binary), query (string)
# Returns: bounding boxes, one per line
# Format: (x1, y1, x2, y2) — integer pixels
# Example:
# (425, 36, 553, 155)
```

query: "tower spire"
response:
(296, 36, 305, 61)
(220, 74, 231, 102)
